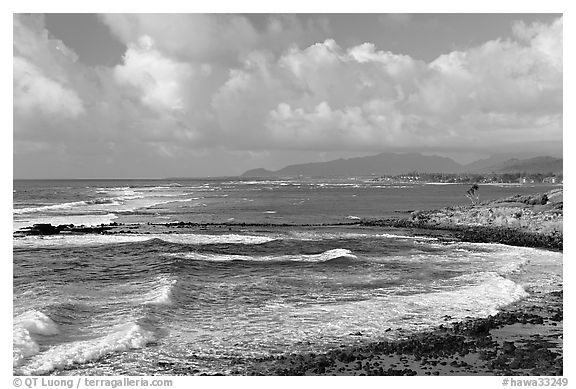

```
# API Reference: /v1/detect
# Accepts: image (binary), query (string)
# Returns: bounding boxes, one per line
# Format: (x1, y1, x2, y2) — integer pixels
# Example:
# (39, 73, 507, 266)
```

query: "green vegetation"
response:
(371, 172, 563, 184)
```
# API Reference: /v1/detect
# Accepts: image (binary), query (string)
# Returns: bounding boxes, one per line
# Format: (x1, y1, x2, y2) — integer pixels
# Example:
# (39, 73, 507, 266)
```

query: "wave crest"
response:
(13, 311, 60, 367)
(15, 323, 155, 376)
(13, 233, 277, 248)
(165, 248, 357, 263)
(143, 276, 177, 306)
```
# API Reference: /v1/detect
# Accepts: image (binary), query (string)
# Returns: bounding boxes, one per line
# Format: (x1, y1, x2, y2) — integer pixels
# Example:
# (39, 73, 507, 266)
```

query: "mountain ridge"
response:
(241, 152, 562, 177)
(474, 156, 562, 174)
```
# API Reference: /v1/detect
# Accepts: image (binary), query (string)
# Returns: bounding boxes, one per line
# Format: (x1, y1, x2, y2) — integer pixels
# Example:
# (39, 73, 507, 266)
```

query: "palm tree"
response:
(465, 184, 480, 205)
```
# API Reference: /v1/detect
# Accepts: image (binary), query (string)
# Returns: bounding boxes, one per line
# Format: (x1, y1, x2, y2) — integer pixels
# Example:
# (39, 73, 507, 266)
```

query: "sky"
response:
(13, 13, 563, 178)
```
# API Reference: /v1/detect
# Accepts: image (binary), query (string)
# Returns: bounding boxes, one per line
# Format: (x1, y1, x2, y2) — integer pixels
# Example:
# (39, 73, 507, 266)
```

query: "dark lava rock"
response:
(18, 223, 114, 236)
(503, 341, 516, 354)
(25, 223, 61, 235)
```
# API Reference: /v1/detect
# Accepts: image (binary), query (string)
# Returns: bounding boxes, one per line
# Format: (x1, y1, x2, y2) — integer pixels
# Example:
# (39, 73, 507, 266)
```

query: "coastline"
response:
(15, 189, 563, 251)
(13, 189, 563, 376)
(237, 189, 563, 376)
(239, 189, 564, 376)
(233, 290, 562, 376)
(361, 188, 563, 251)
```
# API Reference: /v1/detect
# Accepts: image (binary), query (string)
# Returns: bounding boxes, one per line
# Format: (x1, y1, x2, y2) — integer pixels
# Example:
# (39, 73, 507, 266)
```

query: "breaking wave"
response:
(165, 248, 357, 263)
(13, 233, 277, 248)
(13, 310, 60, 367)
(15, 322, 155, 376)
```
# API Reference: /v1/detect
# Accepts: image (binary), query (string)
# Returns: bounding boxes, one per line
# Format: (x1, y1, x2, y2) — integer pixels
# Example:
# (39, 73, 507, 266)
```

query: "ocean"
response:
(12, 179, 563, 375)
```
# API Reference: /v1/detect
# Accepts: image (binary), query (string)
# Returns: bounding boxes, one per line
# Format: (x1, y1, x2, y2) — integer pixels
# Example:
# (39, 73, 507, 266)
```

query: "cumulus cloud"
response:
(99, 14, 330, 65)
(100, 14, 259, 63)
(512, 17, 562, 71)
(13, 13, 563, 178)
(14, 56, 84, 118)
(114, 35, 194, 112)
(13, 15, 85, 120)
(212, 18, 562, 153)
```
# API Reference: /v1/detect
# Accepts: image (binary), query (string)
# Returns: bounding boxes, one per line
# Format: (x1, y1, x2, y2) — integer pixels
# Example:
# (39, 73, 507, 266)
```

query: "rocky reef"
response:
(14, 222, 116, 236)
(362, 189, 563, 250)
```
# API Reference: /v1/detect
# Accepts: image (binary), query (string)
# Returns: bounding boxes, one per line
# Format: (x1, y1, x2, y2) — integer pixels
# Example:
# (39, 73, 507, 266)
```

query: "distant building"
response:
(543, 176, 557, 184)
(518, 177, 535, 184)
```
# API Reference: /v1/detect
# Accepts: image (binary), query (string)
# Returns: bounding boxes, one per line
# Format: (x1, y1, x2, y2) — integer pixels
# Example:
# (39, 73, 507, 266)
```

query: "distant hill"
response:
(462, 153, 560, 173)
(241, 153, 563, 178)
(474, 156, 563, 175)
(463, 154, 529, 172)
(242, 152, 462, 177)
(241, 168, 276, 177)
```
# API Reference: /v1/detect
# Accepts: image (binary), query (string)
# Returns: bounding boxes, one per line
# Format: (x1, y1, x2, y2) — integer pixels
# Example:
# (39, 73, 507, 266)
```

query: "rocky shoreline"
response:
(232, 290, 562, 376)
(14, 190, 563, 376)
(222, 189, 564, 376)
(240, 189, 563, 376)
(360, 219, 562, 251)
(14, 219, 562, 252)
(362, 188, 563, 250)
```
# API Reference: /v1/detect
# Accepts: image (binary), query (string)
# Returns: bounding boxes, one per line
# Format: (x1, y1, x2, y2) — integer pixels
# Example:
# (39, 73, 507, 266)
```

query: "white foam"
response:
(166, 248, 356, 263)
(16, 323, 155, 376)
(441, 242, 549, 276)
(13, 327, 39, 367)
(373, 233, 437, 241)
(141, 198, 196, 208)
(159, 234, 276, 245)
(273, 273, 529, 343)
(146, 184, 183, 190)
(13, 311, 60, 367)
(117, 194, 145, 201)
(236, 180, 294, 185)
(88, 188, 191, 212)
(143, 276, 176, 306)
(303, 248, 357, 262)
(494, 256, 530, 275)
(13, 234, 151, 248)
(13, 201, 85, 215)
(13, 233, 276, 248)
(13, 213, 118, 230)
(370, 185, 413, 189)
(288, 231, 438, 241)
(13, 197, 126, 215)
(15, 310, 60, 336)
(96, 187, 136, 195)
(411, 272, 529, 317)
